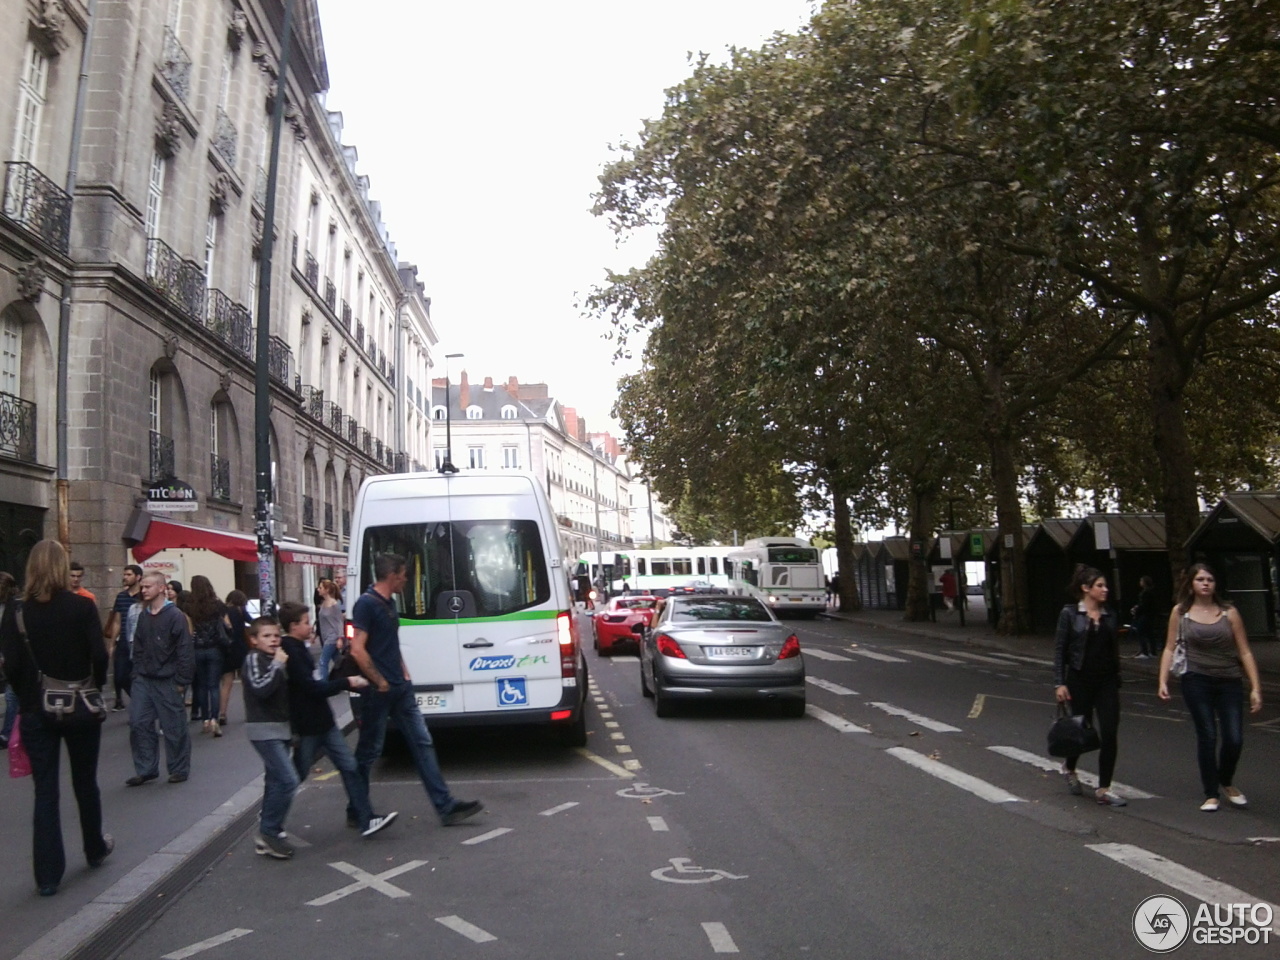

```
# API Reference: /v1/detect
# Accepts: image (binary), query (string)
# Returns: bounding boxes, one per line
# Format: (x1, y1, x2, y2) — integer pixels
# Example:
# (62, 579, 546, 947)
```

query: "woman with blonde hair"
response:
(1158, 563, 1262, 811)
(0, 540, 112, 896)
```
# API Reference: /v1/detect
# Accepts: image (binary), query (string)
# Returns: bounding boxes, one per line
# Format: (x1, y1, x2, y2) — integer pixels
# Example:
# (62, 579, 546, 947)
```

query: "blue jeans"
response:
(355, 682, 456, 818)
(295, 725, 373, 828)
(1180, 671, 1244, 799)
(192, 648, 223, 721)
(129, 676, 191, 778)
(317, 640, 339, 680)
(20, 710, 109, 890)
(251, 738, 300, 837)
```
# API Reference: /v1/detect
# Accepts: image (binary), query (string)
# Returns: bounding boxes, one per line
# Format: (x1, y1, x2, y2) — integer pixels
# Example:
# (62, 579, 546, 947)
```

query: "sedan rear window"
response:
(616, 599, 655, 610)
(670, 598, 771, 622)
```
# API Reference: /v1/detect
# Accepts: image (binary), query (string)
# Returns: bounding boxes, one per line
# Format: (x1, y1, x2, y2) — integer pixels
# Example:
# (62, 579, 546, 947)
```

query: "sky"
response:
(313, 0, 817, 435)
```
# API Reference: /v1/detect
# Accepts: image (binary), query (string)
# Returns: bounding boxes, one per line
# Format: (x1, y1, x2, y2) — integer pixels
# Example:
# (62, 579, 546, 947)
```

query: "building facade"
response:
(0, 0, 434, 599)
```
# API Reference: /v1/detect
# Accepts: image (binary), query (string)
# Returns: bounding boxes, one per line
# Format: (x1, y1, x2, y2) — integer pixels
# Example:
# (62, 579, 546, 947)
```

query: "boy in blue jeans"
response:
(241, 616, 296, 859)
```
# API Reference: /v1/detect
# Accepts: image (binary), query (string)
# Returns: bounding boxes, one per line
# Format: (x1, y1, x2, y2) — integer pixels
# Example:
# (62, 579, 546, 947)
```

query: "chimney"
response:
(459, 370, 470, 409)
(563, 407, 579, 440)
(483, 376, 493, 391)
(508, 376, 519, 396)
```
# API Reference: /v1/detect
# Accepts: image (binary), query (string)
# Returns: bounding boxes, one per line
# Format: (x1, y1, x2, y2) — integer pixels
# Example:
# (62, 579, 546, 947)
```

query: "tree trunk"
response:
(904, 484, 935, 622)
(989, 427, 1030, 634)
(1148, 316, 1198, 586)
(830, 483, 861, 612)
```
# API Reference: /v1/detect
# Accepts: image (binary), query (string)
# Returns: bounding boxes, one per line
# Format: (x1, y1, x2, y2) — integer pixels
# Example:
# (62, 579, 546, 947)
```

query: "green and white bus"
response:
(726, 537, 826, 617)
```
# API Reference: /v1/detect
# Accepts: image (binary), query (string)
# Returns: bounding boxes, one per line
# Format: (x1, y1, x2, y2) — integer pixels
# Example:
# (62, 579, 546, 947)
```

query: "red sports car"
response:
(592, 596, 659, 655)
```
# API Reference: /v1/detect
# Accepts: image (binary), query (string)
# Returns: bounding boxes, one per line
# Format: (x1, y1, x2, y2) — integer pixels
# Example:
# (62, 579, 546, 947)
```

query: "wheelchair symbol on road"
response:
(616, 782, 685, 800)
(650, 857, 748, 884)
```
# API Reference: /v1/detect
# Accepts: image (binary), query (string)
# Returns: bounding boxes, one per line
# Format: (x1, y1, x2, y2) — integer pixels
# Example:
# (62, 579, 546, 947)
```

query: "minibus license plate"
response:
(415, 693, 449, 711)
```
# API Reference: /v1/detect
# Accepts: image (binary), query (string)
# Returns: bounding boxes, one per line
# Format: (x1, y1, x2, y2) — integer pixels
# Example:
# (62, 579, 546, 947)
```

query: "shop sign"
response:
(147, 479, 199, 513)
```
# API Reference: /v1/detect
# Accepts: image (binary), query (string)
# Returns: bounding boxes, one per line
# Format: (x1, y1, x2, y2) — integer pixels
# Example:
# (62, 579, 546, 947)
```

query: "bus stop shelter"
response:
(1186, 492, 1280, 639)
(1066, 514, 1171, 623)
(1025, 519, 1082, 633)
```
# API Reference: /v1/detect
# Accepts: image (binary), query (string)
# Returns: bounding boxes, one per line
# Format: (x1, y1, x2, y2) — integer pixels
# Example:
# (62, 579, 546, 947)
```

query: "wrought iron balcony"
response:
(3, 162, 72, 254)
(291, 233, 297, 264)
(360, 427, 372, 455)
(378, 352, 387, 377)
(210, 453, 231, 501)
(345, 415, 359, 445)
(268, 335, 292, 385)
(324, 501, 335, 533)
(373, 438, 384, 462)
(302, 494, 316, 529)
(0, 392, 37, 463)
(387, 364, 395, 387)
(325, 400, 343, 433)
(304, 251, 319, 289)
(355, 321, 364, 346)
(213, 107, 238, 168)
(367, 335, 376, 357)
(340, 300, 351, 330)
(324, 278, 336, 312)
(149, 430, 175, 482)
(159, 26, 193, 102)
(300, 385, 324, 420)
(394, 452, 408, 473)
(207, 288, 253, 359)
(146, 238, 206, 320)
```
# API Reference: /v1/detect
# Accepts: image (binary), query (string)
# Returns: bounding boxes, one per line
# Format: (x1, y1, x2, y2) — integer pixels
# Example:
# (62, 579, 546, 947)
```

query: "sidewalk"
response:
(820, 603, 1280, 693)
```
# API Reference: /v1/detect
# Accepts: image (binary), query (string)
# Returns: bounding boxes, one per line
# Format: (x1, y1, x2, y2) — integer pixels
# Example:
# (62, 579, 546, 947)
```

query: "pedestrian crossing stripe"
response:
(987, 746, 1156, 799)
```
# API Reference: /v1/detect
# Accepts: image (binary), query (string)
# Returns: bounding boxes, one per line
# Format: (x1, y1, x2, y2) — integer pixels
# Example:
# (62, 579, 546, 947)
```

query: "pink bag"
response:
(8, 721, 31, 778)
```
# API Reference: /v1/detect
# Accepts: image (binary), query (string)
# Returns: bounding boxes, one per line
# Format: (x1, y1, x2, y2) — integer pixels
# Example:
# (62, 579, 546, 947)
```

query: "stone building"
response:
(0, 0, 435, 600)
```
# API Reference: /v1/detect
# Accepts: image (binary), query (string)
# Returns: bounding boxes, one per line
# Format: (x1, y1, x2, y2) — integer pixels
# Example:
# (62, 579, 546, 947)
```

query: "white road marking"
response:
(806, 704, 870, 733)
(806, 676, 858, 695)
(162, 929, 254, 959)
(948, 651, 1017, 665)
(848, 648, 909, 663)
(539, 802, 579, 817)
(804, 648, 852, 662)
(702, 922, 741, 953)
(648, 816, 669, 832)
(307, 860, 427, 906)
(992, 653, 1054, 666)
(576, 748, 637, 779)
(868, 702, 961, 733)
(899, 648, 965, 665)
(605, 720, 619, 728)
(987, 746, 1157, 799)
(886, 747, 1025, 803)
(435, 915, 498, 943)
(462, 828, 513, 845)
(622, 759, 643, 771)
(1249, 837, 1280, 844)
(612, 655, 640, 663)
(616, 744, 633, 753)
(600, 711, 614, 718)
(610, 732, 626, 740)
(1088, 844, 1280, 934)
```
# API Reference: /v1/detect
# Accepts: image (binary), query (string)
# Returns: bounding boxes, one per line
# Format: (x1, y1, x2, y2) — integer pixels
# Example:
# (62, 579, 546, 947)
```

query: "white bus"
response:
(574, 547, 734, 597)
(726, 537, 827, 616)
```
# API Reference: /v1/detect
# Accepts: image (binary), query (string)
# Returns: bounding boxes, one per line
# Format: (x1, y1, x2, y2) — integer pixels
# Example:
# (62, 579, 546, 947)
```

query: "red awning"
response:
(126, 513, 347, 567)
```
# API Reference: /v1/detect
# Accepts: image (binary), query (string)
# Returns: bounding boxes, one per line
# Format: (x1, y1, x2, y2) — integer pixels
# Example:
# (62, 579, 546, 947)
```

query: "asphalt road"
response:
(95, 613, 1280, 958)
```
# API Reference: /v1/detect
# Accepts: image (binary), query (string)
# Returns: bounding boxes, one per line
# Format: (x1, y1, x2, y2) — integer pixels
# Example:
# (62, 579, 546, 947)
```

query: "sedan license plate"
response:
(705, 646, 757, 658)
(415, 693, 449, 711)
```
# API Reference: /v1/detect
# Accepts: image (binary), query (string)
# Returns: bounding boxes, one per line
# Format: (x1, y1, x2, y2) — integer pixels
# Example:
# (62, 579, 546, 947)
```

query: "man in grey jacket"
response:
(127, 572, 194, 785)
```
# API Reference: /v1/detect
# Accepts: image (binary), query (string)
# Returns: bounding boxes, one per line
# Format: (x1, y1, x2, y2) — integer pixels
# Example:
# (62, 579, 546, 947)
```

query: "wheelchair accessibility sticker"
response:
(496, 677, 528, 707)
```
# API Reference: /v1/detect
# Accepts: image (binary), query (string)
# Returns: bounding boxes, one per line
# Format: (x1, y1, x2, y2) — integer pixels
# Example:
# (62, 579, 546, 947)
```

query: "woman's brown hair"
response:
(22, 539, 70, 603)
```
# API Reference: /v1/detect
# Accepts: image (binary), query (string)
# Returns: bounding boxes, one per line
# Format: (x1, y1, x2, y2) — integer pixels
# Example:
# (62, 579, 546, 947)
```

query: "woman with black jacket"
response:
(1053, 565, 1126, 807)
(0, 540, 113, 896)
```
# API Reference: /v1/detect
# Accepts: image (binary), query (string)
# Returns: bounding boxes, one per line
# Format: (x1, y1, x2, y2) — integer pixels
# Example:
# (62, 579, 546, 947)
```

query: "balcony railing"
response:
(355, 321, 364, 347)
(324, 279, 336, 312)
(0, 392, 37, 463)
(373, 437, 384, 462)
(207, 288, 253, 359)
(302, 494, 316, 529)
(159, 26, 193, 101)
(300, 385, 324, 420)
(268, 335, 292, 385)
(340, 300, 351, 330)
(3, 162, 72, 253)
(345, 415, 359, 446)
(360, 427, 372, 455)
(213, 107, 238, 167)
(210, 453, 231, 501)
(324, 501, 334, 533)
(149, 430, 175, 482)
(367, 335, 376, 357)
(304, 251, 319, 289)
(394, 452, 408, 473)
(325, 400, 343, 434)
(146, 238, 206, 320)
(387, 364, 395, 387)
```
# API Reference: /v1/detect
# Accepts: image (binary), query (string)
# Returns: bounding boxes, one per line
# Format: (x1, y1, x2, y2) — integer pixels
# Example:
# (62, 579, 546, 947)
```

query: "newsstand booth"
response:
(1186, 492, 1280, 639)
(852, 541, 893, 610)
(1065, 514, 1172, 626)
(122, 509, 348, 606)
(984, 525, 1036, 629)
(1025, 519, 1082, 634)
(881, 538, 912, 611)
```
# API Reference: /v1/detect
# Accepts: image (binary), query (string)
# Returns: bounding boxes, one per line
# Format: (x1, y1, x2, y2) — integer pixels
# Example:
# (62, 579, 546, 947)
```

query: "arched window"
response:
(500, 405, 517, 419)
(210, 399, 234, 500)
(432, 405, 446, 420)
(302, 454, 319, 529)
(466, 405, 483, 420)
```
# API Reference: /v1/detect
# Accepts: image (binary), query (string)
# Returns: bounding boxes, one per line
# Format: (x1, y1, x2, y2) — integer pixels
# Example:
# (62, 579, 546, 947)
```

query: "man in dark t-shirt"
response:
(105, 564, 143, 711)
(350, 553, 482, 826)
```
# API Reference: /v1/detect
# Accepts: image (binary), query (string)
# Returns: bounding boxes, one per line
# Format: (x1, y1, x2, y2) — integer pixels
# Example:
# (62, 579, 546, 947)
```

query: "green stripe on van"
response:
(398, 610, 563, 627)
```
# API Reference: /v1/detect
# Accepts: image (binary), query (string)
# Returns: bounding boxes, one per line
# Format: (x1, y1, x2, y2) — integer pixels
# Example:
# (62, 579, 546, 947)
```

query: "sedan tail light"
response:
(778, 635, 801, 659)
(655, 634, 687, 659)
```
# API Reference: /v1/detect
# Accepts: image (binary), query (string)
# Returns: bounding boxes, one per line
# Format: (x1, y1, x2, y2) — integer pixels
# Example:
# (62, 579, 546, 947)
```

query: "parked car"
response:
(593, 595, 659, 655)
(635, 595, 805, 718)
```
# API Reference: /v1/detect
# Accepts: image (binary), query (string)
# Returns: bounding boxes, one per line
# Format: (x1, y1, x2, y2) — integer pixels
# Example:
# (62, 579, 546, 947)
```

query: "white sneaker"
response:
(1223, 787, 1248, 808)
(362, 811, 398, 837)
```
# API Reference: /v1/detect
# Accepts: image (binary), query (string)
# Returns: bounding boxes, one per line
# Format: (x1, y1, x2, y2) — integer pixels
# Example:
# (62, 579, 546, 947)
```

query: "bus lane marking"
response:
(435, 915, 498, 943)
(648, 816, 669, 831)
(161, 929, 254, 959)
(307, 860, 427, 906)
(702, 922, 741, 953)
(577, 748, 637, 779)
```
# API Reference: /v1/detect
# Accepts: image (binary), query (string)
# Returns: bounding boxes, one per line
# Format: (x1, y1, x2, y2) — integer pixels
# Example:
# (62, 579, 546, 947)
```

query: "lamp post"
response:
(439, 352, 462, 474)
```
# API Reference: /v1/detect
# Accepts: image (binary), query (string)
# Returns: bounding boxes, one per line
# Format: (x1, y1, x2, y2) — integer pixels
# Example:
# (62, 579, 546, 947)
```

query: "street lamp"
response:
(440, 352, 463, 474)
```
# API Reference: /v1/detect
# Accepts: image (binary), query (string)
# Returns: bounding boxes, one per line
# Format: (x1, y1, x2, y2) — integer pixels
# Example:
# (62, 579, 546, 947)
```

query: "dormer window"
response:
(432, 405, 446, 420)
(501, 405, 517, 420)
(466, 405, 483, 419)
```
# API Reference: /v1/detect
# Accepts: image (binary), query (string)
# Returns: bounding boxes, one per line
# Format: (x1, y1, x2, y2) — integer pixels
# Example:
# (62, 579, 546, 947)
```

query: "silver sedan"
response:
(636, 595, 805, 717)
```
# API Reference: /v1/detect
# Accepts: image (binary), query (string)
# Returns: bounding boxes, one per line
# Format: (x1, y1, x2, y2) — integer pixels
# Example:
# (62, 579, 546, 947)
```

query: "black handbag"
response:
(1047, 701, 1100, 758)
(16, 608, 106, 727)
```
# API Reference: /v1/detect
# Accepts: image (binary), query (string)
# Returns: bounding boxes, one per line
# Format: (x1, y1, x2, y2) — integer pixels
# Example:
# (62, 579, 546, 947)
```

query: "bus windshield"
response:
(768, 546, 819, 564)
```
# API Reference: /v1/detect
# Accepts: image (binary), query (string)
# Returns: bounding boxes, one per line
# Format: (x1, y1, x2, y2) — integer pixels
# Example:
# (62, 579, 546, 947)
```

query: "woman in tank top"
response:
(1157, 563, 1262, 811)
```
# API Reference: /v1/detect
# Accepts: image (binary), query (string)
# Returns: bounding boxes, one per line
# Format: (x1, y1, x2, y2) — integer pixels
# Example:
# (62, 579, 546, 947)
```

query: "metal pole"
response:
(646, 479, 654, 546)
(593, 453, 603, 591)
(254, 0, 296, 615)
(440, 353, 461, 473)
